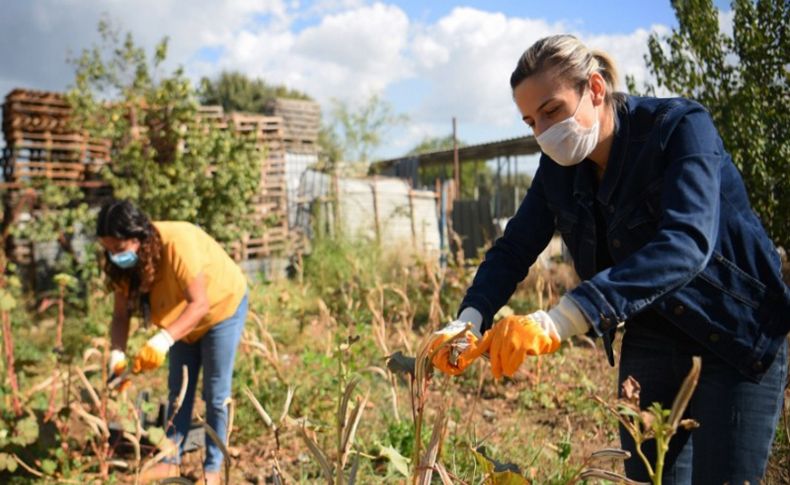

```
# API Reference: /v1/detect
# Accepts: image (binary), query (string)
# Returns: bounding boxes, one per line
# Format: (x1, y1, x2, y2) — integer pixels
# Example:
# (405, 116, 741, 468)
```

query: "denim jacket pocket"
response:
(699, 252, 767, 309)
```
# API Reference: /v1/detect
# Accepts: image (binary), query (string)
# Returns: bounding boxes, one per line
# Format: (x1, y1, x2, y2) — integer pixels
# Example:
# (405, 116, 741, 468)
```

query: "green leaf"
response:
(471, 447, 528, 485)
(140, 401, 158, 416)
(41, 458, 57, 475)
(0, 290, 17, 312)
(378, 445, 410, 477)
(146, 426, 165, 446)
(53, 273, 78, 288)
(386, 351, 416, 378)
(122, 416, 138, 435)
(0, 452, 17, 472)
(11, 415, 39, 446)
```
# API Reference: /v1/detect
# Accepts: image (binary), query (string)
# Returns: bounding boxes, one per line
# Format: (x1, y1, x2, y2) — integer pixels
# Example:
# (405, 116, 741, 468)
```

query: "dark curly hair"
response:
(96, 199, 163, 320)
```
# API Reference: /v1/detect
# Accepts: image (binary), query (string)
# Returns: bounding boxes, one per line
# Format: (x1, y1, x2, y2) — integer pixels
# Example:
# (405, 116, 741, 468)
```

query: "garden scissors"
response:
(107, 368, 134, 391)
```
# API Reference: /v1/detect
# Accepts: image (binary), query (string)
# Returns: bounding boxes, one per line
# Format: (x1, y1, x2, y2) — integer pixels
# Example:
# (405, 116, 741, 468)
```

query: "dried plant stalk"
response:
(580, 468, 649, 484)
(174, 365, 189, 413)
(74, 367, 102, 411)
(198, 416, 231, 485)
(299, 426, 334, 483)
(280, 386, 294, 424)
(668, 356, 701, 430)
(224, 397, 235, 447)
(416, 407, 448, 485)
(243, 385, 274, 429)
(139, 437, 180, 477)
(340, 393, 368, 469)
(122, 431, 141, 467)
(71, 402, 110, 439)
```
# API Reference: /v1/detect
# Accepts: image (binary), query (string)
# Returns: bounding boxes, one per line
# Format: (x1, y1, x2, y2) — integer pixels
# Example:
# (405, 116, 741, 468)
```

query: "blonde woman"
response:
(98, 199, 248, 485)
(431, 35, 789, 483)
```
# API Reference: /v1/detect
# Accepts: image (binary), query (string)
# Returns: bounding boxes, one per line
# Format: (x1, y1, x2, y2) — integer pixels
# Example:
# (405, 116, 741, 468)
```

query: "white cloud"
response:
(584, 25, 670, 91)
(0, 1, 670, 157)
(408, 8, 568, 128)
(202, 2, 411, 105)
(0, 0, 288, 96)
(390, 7, 669, 153)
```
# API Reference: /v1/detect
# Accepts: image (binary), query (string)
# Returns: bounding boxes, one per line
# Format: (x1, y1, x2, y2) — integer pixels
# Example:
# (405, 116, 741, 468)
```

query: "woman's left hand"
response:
(133, 329, 175, 373)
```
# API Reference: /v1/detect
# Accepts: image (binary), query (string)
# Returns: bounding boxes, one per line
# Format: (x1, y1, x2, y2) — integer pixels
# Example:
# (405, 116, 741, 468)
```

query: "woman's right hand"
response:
(108, 349, 128, 378)
(429, 308, 484, 376)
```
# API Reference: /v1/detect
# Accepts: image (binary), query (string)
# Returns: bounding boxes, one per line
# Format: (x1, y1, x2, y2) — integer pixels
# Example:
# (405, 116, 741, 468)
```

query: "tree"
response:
(641, 0, 789, 246)
(199, 70, 311, 114)
(325, 94, 407, 167)
(68, 20, 262, 244)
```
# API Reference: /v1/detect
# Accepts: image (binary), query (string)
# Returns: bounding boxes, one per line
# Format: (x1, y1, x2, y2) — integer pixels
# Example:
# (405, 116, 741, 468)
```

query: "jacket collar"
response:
(573, 97, 630, 205)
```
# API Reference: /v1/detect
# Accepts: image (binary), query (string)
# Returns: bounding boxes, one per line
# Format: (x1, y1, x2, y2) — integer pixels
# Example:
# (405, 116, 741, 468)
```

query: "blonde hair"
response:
(510, 34, 624, 109)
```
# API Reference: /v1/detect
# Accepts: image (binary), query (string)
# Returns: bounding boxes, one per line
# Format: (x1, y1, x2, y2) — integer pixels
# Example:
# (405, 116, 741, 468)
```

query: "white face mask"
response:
(535, 89, 599, 166)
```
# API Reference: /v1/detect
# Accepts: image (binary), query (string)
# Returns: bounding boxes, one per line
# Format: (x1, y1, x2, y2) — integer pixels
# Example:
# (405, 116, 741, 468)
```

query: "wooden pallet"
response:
(3, 89, 294, 267)
(264, 98, 320, 154)
(2, 90, 111, 186)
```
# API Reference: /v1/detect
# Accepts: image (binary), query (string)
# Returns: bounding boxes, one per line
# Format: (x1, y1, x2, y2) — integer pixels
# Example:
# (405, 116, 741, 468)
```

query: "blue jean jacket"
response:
(460, 95, 790, 381)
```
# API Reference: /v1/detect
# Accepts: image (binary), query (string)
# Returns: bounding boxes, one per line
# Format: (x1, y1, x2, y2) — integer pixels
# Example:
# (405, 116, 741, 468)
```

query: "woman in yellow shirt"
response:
(98, 199, 248, 485)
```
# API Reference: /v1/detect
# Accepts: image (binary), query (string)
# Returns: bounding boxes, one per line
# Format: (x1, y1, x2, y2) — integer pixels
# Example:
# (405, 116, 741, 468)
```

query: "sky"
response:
(0, 0, 733, 161)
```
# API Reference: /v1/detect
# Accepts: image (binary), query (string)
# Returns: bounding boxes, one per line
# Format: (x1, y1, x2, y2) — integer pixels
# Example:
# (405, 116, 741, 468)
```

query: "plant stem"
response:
(46, 285, 67, 422)
(336, 339, 345, 485)
(653, 434, 668, 485)
(1, 310, 22, 416)
(56, 284, 64, 348)
(633, 441, 655, 483)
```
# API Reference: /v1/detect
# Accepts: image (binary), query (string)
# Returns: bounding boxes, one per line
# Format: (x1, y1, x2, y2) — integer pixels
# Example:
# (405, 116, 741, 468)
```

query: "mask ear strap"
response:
(571, 85, 589, 117)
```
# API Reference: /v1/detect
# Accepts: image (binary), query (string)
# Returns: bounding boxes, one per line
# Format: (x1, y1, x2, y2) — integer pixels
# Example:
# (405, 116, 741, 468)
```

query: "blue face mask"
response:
(109, 250, 139, 269)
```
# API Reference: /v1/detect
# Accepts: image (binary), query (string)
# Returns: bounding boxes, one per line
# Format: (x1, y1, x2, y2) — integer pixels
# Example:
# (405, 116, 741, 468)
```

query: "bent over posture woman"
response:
(98, 199, 248, 485)
(430, 35, 790, 484)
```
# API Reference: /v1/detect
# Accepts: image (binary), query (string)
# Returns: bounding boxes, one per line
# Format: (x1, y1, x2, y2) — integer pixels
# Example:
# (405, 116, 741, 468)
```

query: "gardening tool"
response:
(448, 335, 491, 367)
(107, 367, 134, 391)
(107, 389, 205, 460)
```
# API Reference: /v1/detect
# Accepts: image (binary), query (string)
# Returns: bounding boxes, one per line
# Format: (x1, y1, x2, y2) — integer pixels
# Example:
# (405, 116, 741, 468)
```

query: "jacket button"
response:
(673, 305, 685, 316)
(608, 205, 615, 214)
(708, 333, 720, 343)
(752, 361, 764, 372)
(612, 239, 621, 249)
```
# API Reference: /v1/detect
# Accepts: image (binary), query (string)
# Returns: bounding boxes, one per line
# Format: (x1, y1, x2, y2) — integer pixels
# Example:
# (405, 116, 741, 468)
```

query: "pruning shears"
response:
(107, 369, 132, 390)
(448, 337, 489, 368)
(107, 365, 139, 391)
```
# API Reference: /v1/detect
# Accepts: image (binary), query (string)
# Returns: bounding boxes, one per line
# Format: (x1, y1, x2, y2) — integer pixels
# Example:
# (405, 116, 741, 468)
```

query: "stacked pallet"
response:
(1, 94, 293, 274)
(265, 98, 320, 154)
(1, 89, 110, 188)
(201, 107, 291, 260)
(196, 105, 228, 129)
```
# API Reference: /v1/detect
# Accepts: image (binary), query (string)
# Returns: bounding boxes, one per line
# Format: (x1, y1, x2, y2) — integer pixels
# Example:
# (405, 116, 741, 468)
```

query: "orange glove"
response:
(429, 323, 480, 376)
(132, 330, 174, 373)
(460, 313, 561, 379)
(430, 307, 486, 375)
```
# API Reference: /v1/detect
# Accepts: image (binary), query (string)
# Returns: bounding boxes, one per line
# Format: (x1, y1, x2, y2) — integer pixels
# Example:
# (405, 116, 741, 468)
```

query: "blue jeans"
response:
(618, 324, 788, 484)
(164, 293, 248, 471)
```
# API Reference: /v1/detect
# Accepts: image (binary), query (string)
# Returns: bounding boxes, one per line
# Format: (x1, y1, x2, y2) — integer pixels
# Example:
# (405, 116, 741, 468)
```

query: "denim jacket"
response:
(460, 95, 790, 381)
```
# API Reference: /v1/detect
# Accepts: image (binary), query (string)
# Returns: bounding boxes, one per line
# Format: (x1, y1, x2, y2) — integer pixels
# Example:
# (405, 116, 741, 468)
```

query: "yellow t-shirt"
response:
(149, 221, 247, 343)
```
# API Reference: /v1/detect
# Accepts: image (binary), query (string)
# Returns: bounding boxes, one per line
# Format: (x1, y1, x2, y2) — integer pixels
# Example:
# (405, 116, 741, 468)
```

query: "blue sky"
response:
(305, 0, 682, 33)
(290, 0, 731, 34)
(0, 0, 734, 161)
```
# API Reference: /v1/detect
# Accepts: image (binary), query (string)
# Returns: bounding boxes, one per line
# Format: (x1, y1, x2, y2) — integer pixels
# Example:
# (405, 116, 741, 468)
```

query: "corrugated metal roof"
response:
(371, 135, 540, 171)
